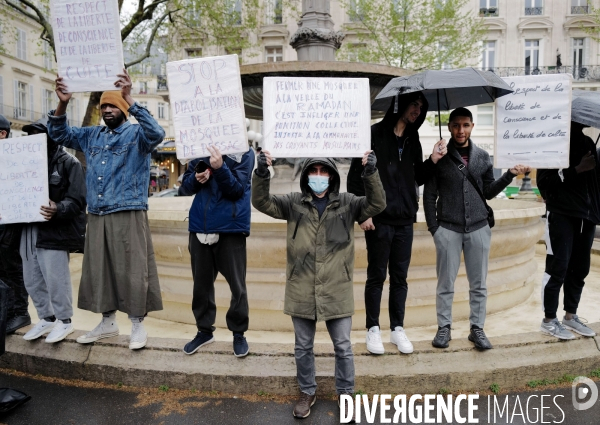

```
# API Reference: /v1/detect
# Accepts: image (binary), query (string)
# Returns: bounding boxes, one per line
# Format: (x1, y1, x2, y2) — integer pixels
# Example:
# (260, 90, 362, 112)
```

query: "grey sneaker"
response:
(540, 318, 576, 340)
(562, 315, 596, 337)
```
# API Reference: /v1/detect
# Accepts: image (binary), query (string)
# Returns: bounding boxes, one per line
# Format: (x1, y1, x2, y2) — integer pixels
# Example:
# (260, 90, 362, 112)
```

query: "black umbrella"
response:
(372, 68, 514, 139)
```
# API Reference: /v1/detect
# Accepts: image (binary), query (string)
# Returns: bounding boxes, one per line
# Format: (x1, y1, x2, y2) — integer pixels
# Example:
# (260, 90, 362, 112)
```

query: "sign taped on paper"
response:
(263, 77, 371, 157)
(166, 55, 248, 161)
(495, 74, 571, 169)
(0, 134, 49, 224)
(51, 0, 124, 93)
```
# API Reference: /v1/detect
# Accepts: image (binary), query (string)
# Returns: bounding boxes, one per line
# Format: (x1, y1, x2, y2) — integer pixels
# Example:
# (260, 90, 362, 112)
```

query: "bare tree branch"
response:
(5, 0, 55, 51)
(121, 0, 168, 41)
(124, 9, 173, 68)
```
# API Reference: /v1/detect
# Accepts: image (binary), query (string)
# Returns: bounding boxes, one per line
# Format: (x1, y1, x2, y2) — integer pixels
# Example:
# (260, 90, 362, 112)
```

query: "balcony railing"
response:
(479, 7, 499, 17)
(0, 104, 83, 128)
(157, 75, 168, 91)
(571, 5, 589, 14)
(484, 65, 600, 81)
(525, 7, 543, 15)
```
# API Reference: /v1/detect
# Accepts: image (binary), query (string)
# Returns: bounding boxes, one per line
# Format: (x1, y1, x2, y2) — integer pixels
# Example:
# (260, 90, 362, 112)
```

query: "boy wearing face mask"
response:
(252, 150, 386, 421)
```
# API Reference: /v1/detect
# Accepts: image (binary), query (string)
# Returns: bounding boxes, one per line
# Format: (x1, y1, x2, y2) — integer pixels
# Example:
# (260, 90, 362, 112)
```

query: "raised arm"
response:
(351, 151, 386, 222)
(209, 146, 254, 201)
(251, 150, 293, 220)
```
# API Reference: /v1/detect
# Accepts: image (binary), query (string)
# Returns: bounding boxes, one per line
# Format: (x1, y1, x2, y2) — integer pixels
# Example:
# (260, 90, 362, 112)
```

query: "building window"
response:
(186, 48, 203, 58)
(348, 0, 363, 22)
(265, 0, 282, 24)
(139, 81, 148, 94)
(42, 89, 54, 115)
(43, 41, 53, 69)
(477, 105, 494, 126)
(158, 102, 166, 119)
(479, 0, 498, 16)
(67, 99, 78, 127)
(438, 42, 451, 70)
(525, 0, 543, 15)
(572, 38, 588, 79)
(16, 28, 27, 61)
(481, 41, 496, 70)
(265, 46, 283, 63)
(15, 81, 28, 119)
(226, 0, 242, 26)
(524, 40, 540, 75)
(571, 0, 588, 14)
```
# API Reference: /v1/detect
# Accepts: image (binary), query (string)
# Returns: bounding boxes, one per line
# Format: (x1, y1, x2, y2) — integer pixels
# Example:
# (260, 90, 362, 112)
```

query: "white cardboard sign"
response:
(51, 0, 125, 93)
(166, 55, 248, 161)
(0, 134, 49, 224)
(495, 74, 571, 169)
(263, 77, 371, 157)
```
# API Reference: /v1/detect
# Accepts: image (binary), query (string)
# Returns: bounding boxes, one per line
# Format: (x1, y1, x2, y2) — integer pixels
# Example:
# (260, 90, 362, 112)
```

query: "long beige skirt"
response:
(78, 210, 163, 316)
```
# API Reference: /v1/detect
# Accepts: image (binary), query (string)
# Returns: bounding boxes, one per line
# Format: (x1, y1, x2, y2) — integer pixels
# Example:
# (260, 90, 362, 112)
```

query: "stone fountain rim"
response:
(239, 61, 415, 79)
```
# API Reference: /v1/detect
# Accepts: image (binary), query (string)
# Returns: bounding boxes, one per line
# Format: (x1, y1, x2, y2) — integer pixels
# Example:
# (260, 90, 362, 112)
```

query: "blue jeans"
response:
(292, 316, 354, 395)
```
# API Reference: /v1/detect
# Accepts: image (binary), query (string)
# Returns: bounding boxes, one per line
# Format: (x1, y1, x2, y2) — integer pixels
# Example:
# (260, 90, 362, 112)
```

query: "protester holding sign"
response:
(0, 115, 30, 335)
(252, 149, 385, 420)
(424, 107, 530, 350)
(347, 92, 447, 355)
(16, 119, 86, 344)
(180, 145, 254, 358)
(48, 69, 165, 350)
(537, 121, 599, 340)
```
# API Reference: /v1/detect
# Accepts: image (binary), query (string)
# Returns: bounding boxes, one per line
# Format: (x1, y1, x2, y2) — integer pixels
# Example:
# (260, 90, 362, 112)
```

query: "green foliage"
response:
(158, 385, 170, 392)
(257, 390, 268, 396)
(527, 374, 577, 389)
(354, 389, 366, 396)
(337, 0, 485, 70)
(589, 368, 600, 378)
(489, 383, 500, 394)
(117, 382, 123, 388)
(439, 388, 449, 395)
(581, 5, 600, 43)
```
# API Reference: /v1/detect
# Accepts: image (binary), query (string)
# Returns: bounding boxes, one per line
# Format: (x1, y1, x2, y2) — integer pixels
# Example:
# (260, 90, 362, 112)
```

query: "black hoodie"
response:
(347, 92, 436, 225)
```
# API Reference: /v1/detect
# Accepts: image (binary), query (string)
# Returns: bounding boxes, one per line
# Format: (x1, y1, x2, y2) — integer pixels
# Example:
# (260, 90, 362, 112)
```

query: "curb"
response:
(1, 324, 599, 395)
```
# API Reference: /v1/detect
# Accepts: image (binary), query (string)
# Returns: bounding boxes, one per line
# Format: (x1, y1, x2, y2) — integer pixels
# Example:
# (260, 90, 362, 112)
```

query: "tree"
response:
(337, 0, 485, 70)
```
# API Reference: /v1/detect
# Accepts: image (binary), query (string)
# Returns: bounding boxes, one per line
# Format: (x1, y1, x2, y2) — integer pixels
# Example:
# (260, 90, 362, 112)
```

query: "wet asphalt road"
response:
(0, 371, 599, 425)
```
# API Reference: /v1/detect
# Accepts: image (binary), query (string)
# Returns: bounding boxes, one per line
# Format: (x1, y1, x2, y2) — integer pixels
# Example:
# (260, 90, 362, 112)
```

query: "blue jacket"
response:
(47, 103, 165, 215)
(182, 148, 254, 235)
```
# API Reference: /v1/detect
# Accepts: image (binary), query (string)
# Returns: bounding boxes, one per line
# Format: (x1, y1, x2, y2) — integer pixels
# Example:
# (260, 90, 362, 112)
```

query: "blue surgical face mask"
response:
(308, 175, 329, 195)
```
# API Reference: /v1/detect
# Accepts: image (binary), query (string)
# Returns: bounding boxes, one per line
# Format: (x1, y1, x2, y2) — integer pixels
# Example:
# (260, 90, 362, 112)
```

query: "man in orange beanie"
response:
(48, 69, 165, 350)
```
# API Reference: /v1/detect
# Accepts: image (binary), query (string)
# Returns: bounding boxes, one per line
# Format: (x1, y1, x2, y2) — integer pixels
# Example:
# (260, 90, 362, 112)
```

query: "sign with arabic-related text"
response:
(166, 55, 248, 161)
(51, 0, 125, 93)
(495, 74, 571, 169)
(0, 134, 49, 224)
(263, 77, 371, 157)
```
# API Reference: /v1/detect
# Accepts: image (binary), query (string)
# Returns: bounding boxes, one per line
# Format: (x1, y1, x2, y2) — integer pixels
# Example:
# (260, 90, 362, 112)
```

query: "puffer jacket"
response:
(252, 158, 386, 322)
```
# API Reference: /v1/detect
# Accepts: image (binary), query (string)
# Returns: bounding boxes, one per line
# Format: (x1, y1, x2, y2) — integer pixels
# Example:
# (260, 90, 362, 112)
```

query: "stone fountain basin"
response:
(147, 196, 545, 331)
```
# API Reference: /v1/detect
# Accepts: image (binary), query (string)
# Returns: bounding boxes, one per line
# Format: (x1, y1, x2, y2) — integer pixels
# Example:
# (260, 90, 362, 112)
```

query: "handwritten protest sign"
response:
(166, 55, 248, 161)
(263, 77, 371, 157)
(0, 134, 49, 224)
(51, 0, 124, 92)
(495, 74, 571, 168)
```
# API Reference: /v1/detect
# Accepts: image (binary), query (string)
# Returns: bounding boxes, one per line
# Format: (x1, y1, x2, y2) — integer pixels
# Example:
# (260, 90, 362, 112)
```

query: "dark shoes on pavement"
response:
(432, 325, 451, 348)
(6, 314, 31, 334)
(468, 326, 493, 350)
(183, 331, 214, 355)
(293, 393, 316, 418)
(233, 333, 249, 357)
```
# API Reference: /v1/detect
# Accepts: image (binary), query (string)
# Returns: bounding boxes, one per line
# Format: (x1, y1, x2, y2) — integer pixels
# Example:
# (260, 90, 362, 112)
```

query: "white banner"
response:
(51, 0, 124, 93)
(263, 77, 371, 157)
(166, 55, 248, 161)
(495, 74, 571, 168)
(0, 134, 49, 224)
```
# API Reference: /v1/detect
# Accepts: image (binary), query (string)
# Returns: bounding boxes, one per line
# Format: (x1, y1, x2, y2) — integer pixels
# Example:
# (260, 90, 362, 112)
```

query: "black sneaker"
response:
(432, 325, 451, 348)
(468, 326, 493, 350)
(6, 314, 31, 334)
(183, 331, 214, 355)
(233, 333, 249, 357)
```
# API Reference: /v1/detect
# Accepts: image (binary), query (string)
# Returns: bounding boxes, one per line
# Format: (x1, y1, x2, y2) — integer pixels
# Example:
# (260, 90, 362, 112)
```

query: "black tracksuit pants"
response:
(189, 233, 249, 334)
(543, 212, 596, 319)
(364, 223, 413, 330)
(0, 244, 29, 318)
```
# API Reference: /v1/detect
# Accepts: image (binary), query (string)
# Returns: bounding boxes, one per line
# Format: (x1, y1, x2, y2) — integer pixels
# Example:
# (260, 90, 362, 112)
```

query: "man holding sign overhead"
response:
(48, 69, 165, 350)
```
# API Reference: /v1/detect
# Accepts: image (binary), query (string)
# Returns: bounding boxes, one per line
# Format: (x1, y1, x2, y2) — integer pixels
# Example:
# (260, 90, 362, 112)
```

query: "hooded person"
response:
(346, 91, 447, 355)
(252, 150, 386, 421)
(14, 118, 86, 343)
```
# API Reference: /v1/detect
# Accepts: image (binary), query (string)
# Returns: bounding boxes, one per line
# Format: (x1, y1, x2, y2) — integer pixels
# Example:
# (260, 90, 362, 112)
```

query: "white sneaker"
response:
(366, 326, 385, 354)
(45, 320, 74, 343)
(23, 319, 56, 341)
(129, 321, 148, 350)
(390, 326, 414, 354)
(76, 314, 119, 344)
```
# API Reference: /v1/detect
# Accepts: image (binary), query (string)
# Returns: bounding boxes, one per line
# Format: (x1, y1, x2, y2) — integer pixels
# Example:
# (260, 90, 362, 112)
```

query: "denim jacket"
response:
(47, 103, 165, 215)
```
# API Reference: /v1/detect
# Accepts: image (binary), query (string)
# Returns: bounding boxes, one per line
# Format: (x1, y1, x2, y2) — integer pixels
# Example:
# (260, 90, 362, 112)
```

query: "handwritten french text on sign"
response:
(0, 134, 49, 224)
(166, 55, 248, 160)
(51, 0, 124, 93)
(495, 74, 571, 169)
(263, 77, 371, 157)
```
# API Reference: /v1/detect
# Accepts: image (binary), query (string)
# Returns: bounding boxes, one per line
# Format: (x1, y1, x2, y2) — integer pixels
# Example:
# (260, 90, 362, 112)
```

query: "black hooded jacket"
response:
(537, 126, 600, 224)
(347, 92, 436, 225)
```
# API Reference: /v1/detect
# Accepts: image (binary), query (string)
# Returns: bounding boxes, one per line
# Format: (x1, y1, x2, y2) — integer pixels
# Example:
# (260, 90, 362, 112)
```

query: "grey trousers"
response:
(292, 316, 354, 396)
(433, 225, 491, 328)
(20, 225, 73, 321)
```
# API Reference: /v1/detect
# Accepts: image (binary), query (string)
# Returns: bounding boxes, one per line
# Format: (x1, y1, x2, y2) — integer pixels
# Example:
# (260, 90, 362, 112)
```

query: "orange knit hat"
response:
(100, 91, 130, 118)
